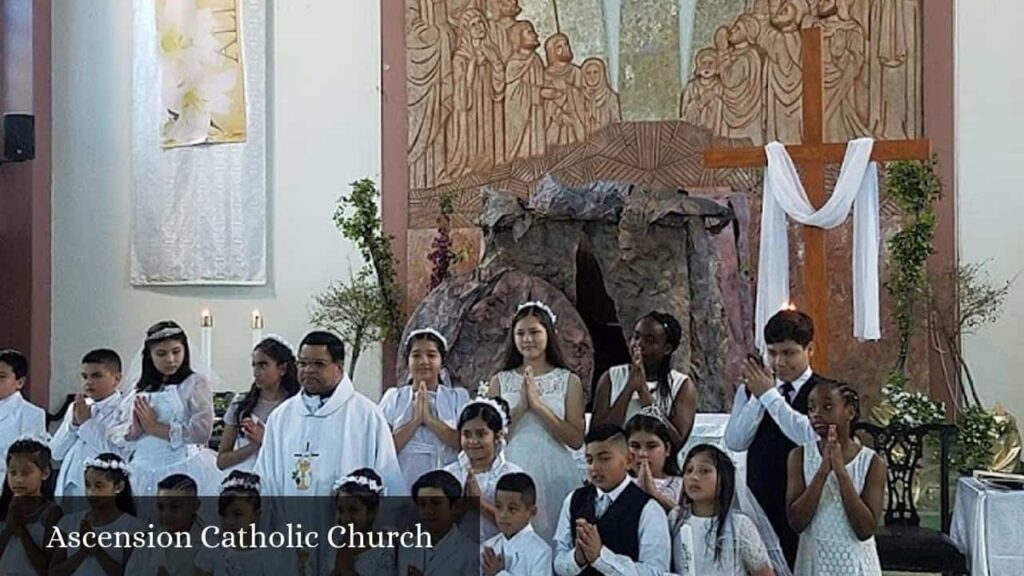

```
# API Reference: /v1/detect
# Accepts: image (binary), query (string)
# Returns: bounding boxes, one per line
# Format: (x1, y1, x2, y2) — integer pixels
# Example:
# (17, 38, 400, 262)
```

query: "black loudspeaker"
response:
(3, 114, 35, 162)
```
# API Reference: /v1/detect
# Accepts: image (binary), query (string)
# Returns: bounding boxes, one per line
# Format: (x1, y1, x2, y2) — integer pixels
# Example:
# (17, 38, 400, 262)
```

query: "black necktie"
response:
(780, 382, 795, 404)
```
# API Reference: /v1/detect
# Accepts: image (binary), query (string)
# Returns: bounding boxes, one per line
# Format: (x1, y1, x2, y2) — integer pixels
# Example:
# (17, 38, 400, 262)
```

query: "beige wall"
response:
(957, 2, 1024, 418)
(50, 0, 384, 404)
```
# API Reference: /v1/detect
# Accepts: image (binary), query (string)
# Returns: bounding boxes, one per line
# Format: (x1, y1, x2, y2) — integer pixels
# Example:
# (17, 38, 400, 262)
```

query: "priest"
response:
(254, 331, 405, 497)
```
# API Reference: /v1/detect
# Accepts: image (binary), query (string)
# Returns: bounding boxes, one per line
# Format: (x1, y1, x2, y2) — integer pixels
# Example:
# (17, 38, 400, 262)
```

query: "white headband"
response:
(517, 301, 557, 324)
(405, 328, 448, 352)
(14, 432, 52, 445)
(257, 333, 295, 355)
(464, 397, 510, 432)
(220, 477, 260, 493)
(147, 326, 185, 342)
(83, 457, 131, 476)
(333, 474, 384, 495)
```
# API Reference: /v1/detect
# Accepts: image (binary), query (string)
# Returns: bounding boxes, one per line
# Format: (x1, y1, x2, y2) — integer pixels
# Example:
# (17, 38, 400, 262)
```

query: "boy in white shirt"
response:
(49, 348, 126, 502)
(0, 349, 46, 478)
(398, 470, 476, 576)
(482, 472, 552, 576)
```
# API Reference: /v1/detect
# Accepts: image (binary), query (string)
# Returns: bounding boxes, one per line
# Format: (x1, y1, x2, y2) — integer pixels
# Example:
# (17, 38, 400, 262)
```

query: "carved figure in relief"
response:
(821, 0, 870, 140)
(680, 48, 723, 134)
(407, 0, 456, 189)
(581, 58, 621, 134)
(449, 8, 504, 177)
(869, 0, 919, 138)
(489, 0, 524, 62)
(504, 21, 547, 160)
(719, 14, 765, 144)
(764, 0, 804, 142)
(541, 33, 587, 147)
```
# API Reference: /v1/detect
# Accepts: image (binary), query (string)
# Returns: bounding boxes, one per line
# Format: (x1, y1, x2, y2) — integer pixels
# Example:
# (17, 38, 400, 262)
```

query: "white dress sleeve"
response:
(735, 514, 771, 572)
(170, 374, 214, 448)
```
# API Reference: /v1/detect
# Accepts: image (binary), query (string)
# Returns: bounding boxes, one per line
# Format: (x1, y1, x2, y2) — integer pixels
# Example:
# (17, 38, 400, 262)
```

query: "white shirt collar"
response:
(596, 474, 633, 502)
(0, 391, 23, 407)
(776, 367, 813, 392)
(91, 391, 122, 411)
(502, 523, 537, 545)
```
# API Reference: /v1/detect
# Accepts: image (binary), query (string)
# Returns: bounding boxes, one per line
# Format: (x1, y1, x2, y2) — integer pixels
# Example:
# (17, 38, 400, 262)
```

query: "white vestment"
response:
(757, 138, 881, 353)
(254, 375, 405, 497)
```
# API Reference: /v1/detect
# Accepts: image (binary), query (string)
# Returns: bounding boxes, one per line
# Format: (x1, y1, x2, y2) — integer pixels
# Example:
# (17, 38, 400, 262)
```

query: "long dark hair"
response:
(85, 453, 136, 516)
(639, 312, 682, 409)
(681, 444, 735, 564)
(234, 338, 300, 423)
(500, 305, 570, 371)
(0, 439, 56, 520)
(624, 413, 681, 476)
(137, 320, 194, 392)
(404, 330, 449, 386)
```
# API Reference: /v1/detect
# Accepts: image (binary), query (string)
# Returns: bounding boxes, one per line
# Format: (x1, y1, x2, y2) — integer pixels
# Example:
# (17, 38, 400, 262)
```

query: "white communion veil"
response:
(671, 450, 793, 576)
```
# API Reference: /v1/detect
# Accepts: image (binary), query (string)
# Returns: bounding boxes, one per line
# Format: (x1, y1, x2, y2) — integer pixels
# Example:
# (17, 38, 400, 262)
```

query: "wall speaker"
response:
(3, 114, 35, 162)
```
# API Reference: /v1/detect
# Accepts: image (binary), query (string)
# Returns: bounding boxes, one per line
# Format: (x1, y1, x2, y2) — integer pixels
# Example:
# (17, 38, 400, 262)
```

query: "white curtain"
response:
(755, 138, 882, 353)
(130, 0, 267, 285)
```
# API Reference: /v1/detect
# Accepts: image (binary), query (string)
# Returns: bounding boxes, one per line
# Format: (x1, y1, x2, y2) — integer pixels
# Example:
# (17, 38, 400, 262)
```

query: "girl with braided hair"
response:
(593, 312, 697, 449)
(786, 381, 885, 575)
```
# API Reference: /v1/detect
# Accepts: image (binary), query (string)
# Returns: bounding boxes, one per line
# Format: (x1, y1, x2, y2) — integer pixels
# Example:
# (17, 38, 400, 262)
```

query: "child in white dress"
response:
(111, 321, 223, 499)
(593, 313, 696, 449)
(50, 349, 125, 504)
(322, 468, 396, 576)
(626, 413, 683, 511)
(787, 382, 885, 576)
(672, 444, 777, 576)
(217, 336, 299, 474)
(0, 438, 62, 576)
(50, 453, 149, 576)
(442, 397, 522, 541)
(0, 350, 47, 480)
(194, 471, 288, 576)
(487, 301, 585, 542)
(380, 328, 469, 492)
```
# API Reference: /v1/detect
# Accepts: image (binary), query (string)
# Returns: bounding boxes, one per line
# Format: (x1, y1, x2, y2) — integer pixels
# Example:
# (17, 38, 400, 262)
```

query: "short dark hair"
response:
(158, 473, 198, 495)
(585, 423, 626, 445)
(412, 470, 462, 504)
(300, 331, 346, 363)
(0, 349, 28, 380)
(496, 472, 537, 506)
(81, 349, 123, 373)
(764, 310, 815, 347)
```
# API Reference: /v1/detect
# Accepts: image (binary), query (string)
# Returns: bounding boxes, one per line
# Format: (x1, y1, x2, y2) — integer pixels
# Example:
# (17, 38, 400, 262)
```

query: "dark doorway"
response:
(575, 234, 630, 410)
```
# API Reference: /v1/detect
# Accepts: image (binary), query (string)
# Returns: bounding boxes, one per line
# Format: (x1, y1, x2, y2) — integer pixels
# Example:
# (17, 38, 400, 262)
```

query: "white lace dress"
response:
(671, 512, 771, 576)
(794, 445, 882, 576)
(497, 367, 581, 542)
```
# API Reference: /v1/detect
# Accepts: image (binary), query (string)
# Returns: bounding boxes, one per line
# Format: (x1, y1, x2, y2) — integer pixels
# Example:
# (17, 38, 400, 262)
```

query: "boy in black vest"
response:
(553, 424, 669, 576)
(724, 309, 830, 567)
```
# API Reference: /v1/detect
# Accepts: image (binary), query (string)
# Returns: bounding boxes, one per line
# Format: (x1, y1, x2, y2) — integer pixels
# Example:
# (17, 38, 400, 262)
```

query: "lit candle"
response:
(679, 524, 694, 576)
(251, 309, 264, 348)
(782, 300, 797, 312)
(200, 309, 213, 372)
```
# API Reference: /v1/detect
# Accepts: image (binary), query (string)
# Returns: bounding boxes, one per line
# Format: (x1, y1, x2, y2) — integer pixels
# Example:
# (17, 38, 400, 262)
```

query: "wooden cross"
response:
(703, 27, 931, 373)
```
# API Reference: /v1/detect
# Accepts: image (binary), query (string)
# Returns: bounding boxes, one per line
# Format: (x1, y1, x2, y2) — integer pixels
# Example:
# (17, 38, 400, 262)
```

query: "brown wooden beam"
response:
(704, 139, 932, 169)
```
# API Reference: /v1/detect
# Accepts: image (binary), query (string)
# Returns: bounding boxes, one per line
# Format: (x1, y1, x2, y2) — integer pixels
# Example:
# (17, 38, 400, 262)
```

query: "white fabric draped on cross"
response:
(755, 137, 882, 353)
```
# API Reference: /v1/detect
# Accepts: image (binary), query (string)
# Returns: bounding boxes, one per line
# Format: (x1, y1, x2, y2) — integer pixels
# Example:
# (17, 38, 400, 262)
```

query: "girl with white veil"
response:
(671, 443, 792, 576)
(110, 321, 224, 502)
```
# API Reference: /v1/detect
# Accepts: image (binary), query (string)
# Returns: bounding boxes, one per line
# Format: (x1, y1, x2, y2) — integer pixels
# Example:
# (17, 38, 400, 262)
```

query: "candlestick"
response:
(251, 309, 264, 348)
(200, 309, 213, 372)
(680, 524, 694, 576)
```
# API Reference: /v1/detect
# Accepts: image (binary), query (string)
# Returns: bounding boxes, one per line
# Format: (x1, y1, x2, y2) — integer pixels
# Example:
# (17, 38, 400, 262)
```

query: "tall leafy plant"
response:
(884, 158, 942, 382)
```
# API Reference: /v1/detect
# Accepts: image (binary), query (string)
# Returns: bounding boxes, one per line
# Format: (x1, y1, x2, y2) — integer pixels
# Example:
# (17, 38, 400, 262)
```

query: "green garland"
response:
(884, 158, 942, 382)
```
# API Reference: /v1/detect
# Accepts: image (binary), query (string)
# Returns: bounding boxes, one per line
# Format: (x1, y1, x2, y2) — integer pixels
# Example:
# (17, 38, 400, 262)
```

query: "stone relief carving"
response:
(406, 0, 621, 191)
(406, 0, 922, 206)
